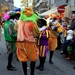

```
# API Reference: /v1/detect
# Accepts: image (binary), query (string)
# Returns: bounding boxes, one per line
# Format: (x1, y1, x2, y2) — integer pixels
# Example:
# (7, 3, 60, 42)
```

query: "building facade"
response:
(35, 0, 75, 15)
(5, 0, 14, 10)
(35, 0, 48, 13)
(0, 0, 14, 10)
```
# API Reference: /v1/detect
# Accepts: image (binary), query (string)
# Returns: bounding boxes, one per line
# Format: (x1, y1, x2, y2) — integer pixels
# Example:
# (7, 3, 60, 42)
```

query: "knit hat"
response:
(37, 18, 47, 27)
(14, 8, 21, 12)
(20, 7, 39, 24)
(12, 8, 21, 14)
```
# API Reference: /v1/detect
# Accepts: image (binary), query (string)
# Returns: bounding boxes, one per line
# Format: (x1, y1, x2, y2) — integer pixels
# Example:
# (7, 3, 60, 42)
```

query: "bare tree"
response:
(20, 0, 33, 8)
(0, 1, 8, 16)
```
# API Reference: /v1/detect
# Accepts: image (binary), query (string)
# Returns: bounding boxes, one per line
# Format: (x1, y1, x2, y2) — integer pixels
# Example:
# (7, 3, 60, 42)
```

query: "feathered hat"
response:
(3, 11, 20, 21)
(3, 12, 10, 20)
(20, 7, 39, 24)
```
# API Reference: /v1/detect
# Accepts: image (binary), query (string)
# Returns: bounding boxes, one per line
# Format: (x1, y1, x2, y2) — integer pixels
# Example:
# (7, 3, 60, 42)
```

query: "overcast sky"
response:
(14, 0, 32, 8)
(14, 0, 21, 8)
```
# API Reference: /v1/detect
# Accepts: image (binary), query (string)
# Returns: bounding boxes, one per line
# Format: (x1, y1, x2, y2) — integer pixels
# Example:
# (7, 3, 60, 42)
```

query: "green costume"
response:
(4, 20, 17, 54)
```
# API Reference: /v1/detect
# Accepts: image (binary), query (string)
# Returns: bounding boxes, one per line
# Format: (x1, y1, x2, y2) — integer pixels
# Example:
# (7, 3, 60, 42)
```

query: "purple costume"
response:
(38, 27, 50, 57)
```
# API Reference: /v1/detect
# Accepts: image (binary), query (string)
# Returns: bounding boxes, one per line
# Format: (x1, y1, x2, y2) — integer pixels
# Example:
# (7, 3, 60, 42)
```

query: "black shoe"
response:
(16, 58, 19, 61)
(36, 65, 41, 69)
(39, 67, 44, 71)
(10, 65, 15, 68)
(49, 60, 54, 64)
(73, 67, 75, 69)
(7, 66, 17, 71)
(60, 51, 63, 55)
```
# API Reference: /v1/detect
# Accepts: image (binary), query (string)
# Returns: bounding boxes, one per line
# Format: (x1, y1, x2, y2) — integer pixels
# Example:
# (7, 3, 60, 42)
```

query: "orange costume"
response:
(16, 8, 40, 62)
(15, 7, 40, 75)
(47, 14, 63, 51)
(46, 14, 63, 64)
(17, 20, 39, 62)
(48, 28, 58, 51)
(48, 22, 63, 51)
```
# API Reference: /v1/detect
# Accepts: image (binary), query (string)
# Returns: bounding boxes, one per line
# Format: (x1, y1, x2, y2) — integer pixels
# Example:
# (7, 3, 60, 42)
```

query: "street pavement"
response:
(0, 34, 75, 75)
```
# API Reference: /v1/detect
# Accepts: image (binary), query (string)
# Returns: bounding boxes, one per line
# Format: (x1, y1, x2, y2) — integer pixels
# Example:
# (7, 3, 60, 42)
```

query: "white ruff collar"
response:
(53, 20, 58, 25)
(39, 26, 46, 31)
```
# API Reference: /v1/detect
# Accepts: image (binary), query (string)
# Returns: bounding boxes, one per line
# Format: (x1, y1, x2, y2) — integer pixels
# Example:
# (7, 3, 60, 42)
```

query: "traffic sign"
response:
(57, 6, 65, 13)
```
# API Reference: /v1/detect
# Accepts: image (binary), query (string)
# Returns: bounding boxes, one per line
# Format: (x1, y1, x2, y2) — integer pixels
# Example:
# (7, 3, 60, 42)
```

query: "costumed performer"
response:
(47, 14, 63, 64)
(3, 11, 18, 71)
(36, 18, 50, 71)
(16, 7, 40, 75)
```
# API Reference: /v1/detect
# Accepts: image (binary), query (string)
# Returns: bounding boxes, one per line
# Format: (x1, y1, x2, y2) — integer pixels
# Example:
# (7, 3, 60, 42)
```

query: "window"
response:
(74, 0, 75, 6)
(51, 0, 55, 4)
(66, 0, 68, 3)
(49, 0, 51, 4)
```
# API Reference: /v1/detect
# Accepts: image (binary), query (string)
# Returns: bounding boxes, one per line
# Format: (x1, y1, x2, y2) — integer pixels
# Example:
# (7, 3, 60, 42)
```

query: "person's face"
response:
(73, 30, 75, 36)
(37, 19, 42, 27)
(71, 14, 75, 20)
(62, 21, 67, 25)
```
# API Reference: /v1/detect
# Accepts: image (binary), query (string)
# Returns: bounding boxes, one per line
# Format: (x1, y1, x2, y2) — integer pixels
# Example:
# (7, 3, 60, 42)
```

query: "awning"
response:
(40, 5, 70, 17)
(40, 7, 58, 16)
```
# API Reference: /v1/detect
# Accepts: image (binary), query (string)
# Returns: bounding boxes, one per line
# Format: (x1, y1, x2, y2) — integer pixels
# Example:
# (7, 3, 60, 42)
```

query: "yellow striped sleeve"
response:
(46, 30, 48, 38)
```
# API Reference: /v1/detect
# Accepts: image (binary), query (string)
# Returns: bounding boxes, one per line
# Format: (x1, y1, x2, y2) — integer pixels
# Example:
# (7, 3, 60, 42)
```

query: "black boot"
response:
(36, 65, 41, 69)
(36, 56, 41, 69)
(39, 57, 46, 71)
(49, 51, 54, 64)
(22, 62, 27, 75)
(7, 53, 17, 71)
(30, 61, 36, 75)
(73, 66, 75, 69)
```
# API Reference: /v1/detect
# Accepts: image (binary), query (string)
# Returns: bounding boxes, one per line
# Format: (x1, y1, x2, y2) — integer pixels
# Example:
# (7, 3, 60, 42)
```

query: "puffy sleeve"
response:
(32, 24, 40, 37)
(8, 22, 17, 38)
(46, 29, 51, 38)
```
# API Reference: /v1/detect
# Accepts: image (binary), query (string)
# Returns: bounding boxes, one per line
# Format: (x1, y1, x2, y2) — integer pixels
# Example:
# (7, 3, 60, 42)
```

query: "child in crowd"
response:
(67, 30, 75, 60)
(62, 25, 73, 58)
